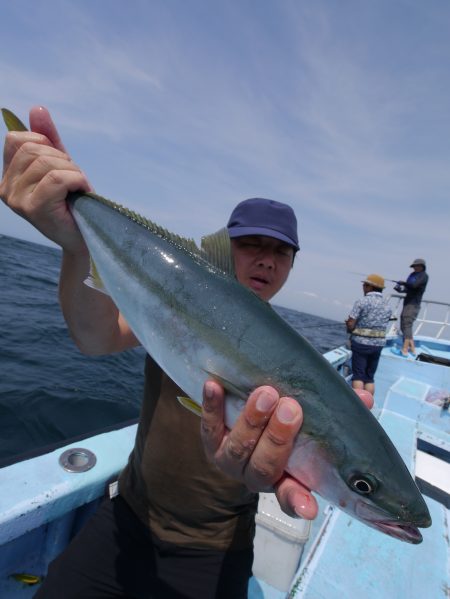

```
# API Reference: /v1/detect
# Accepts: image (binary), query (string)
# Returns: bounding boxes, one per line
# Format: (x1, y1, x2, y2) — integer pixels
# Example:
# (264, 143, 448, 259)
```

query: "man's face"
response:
(231, 235, 295, 301)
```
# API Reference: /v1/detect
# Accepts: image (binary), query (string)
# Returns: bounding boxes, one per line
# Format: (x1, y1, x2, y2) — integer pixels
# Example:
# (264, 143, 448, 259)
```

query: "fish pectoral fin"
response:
(83, 258, 110, 295)
(177, 396, 202, 417)
(177, 372, 249, 417)
(203, 370, 249, 401)
(1, 108, 28, 132)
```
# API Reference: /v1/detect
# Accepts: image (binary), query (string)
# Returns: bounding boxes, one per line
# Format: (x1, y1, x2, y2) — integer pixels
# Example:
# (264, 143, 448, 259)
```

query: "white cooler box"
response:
(253, 492, 311, 592)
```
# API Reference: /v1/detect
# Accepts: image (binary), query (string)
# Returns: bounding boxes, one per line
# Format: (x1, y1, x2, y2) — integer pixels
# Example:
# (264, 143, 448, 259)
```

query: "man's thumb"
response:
(29, 106, 68, 152)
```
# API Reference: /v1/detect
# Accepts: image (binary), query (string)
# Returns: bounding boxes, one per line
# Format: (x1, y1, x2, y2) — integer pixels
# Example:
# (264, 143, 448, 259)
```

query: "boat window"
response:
(415, 438, 450, 509)
(417, 353, 450, 367)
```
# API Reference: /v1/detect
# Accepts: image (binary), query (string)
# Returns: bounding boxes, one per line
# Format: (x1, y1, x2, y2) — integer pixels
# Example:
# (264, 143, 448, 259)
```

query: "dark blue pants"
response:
(351, 341, 383, 384)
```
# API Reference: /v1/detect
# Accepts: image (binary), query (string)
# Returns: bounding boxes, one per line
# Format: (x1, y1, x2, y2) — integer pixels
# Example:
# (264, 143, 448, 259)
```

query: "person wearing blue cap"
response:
(225, 197, 299, 299)
(394, 258, 429, 356)
(227, 197, 300, 250)
(1, 108, 372, 599)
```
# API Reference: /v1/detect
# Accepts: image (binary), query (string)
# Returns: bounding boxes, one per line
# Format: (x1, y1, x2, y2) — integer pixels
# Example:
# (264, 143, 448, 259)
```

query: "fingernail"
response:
(204, 382, 215, 400)
(277, 400, 297, 423)
(256, 390, 277, 412)
(294, 494, 311, 517)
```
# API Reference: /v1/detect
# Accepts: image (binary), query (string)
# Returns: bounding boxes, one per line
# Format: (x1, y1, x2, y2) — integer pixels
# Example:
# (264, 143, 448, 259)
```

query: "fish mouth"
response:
(355, 501, 431, 544)
(371, 520, 423, 544)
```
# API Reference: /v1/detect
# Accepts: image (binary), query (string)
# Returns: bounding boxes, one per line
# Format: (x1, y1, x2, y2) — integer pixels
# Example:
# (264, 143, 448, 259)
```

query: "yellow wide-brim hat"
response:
(362, 274, 385, 289)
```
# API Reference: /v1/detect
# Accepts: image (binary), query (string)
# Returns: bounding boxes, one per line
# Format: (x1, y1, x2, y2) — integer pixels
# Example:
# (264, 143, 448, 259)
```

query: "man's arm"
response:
(345, 300, 360, 333)
(404, 271, 428, 290)
(59, 250, 139, 355)
(345, 316, 356, 333)
(0, 106, 138, 355)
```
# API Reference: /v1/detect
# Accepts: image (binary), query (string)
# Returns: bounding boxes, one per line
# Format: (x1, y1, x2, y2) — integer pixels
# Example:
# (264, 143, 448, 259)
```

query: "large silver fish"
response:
(2, 109, 432, 544)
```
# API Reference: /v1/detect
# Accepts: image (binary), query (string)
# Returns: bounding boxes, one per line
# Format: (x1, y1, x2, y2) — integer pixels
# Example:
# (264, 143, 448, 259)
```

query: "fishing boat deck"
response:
(249, 296, 450, 598)
(287, 341, 449, 598)
(1, 298, 449, 598)
(0, 424, 138, 598)
(248, 337, 450, 598)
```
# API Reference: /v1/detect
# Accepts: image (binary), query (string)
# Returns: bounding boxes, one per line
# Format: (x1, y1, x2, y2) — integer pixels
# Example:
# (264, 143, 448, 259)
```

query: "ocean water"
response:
(0, 234, 347, 463)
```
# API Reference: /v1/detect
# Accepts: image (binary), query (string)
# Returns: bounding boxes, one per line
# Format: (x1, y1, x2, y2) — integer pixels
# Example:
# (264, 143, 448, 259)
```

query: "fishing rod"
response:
(347, 271, 399, 284)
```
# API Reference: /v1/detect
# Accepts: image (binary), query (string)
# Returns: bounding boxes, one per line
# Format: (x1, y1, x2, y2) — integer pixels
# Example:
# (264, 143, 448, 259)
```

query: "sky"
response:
(1, 0, 448, 321)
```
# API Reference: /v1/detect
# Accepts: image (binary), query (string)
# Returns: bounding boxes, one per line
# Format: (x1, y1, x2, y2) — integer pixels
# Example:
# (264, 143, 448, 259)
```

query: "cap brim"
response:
(362, 280, 385, 289)
(228, 226, 299, 251)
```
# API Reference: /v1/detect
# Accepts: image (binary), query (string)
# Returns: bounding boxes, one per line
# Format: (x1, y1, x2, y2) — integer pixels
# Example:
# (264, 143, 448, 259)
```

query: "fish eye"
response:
(348, 473, 378, 495)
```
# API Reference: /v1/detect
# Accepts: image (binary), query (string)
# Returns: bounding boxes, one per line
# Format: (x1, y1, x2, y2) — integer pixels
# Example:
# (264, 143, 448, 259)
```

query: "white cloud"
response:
(1, 0, 449, 320)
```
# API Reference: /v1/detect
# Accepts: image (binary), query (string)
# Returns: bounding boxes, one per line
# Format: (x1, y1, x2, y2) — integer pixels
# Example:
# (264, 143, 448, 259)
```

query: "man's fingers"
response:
(354, 389, 374, 409)
(244, 397, 302, 491)
(24, 152, 81, 189)
(208, 386, 279, 480)
(200, 382, 314, 522)
(2, 132, 56, 175)
(221, 387, 279, 479)
(28, 107, 93, 191)
(201, 380, 227, 458)
(201, 385, 305, 492)
(274, 475, 318, 520)
(2, 146, 85, 213)
(29, 106, 68, 152)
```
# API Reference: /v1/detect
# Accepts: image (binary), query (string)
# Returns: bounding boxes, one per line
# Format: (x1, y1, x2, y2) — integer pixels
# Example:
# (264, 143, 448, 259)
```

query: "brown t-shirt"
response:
(119, 354, 258, 551)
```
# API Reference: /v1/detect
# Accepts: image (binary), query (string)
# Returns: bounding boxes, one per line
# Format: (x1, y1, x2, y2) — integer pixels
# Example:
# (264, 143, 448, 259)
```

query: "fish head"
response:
(288, 426, 432, 544)
(338, 460, 432, 544)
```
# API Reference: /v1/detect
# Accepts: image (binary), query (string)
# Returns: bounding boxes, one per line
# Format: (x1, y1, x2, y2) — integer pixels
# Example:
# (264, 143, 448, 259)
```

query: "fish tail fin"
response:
(2, 108, 28, 132)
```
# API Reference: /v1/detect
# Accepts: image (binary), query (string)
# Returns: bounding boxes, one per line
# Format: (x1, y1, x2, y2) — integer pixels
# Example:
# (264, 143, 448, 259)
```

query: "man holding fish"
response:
(1, 106, 374, 598)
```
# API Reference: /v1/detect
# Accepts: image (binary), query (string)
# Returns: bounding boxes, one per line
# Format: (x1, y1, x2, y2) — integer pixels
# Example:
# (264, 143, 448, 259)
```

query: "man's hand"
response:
(0, 106, 90, 253)
(201, 381, 373, 519)
(201, 381, 318, 519)
(345, 316, 356, 333)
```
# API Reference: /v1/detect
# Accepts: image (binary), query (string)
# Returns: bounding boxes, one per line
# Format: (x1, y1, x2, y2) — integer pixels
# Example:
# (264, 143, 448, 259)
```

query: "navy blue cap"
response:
(227, 198, 299, 251)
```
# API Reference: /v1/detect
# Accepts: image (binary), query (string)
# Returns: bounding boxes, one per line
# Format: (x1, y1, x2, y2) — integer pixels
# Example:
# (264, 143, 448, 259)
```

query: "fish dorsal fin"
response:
(71, 192, 201, 256)
(200, 227, 235, 276)
(71, 193, 235, 276)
